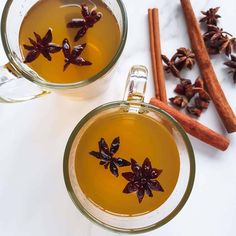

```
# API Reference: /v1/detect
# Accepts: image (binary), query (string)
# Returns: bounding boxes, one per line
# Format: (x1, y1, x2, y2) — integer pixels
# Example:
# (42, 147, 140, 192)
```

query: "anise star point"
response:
(89, 137, 131, 177)
(67, 4, 102, 42)
(23, 28, 61, 63)
(122, 158, 164, 203)
(62, 38, 92, 71)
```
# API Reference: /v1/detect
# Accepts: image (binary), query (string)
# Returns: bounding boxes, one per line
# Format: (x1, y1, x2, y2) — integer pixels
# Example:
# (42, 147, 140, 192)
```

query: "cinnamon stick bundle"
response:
(148, 8, 167, 103)
(180, 0, 236, 133)
(150, 98, 230, 151)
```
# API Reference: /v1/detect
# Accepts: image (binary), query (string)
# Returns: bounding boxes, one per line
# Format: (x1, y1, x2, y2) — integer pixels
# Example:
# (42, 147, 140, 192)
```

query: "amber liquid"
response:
(19, 0, 121, 83)
(75, 111, 180, 216)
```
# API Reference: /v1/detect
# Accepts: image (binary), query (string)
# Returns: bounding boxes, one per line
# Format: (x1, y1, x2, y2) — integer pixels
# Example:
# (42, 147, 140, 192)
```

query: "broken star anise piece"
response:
(23, 28, 61, 63)
(89, 137, 131, 177)
(169, 96, 188, 108)
(62, 38, 92, 71)
(200, 7, 221, 26)
(187, 106, 203, 117)
(161, 54, 181, 78)
(173, 48, 195, 70)
(224, 54, 236, 83)
(122, 158, 164, 203)
(67, 4, 102, 42)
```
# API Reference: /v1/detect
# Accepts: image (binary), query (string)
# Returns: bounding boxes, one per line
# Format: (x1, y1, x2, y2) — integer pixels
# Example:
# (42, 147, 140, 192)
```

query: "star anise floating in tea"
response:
(224, 55, 236, 83)
(62, 39, 92, 71)
(23, 28, 61, 63)
(89, 137, 131, 177)
(122, 158, 164, 203)
(67, 4, 102, 41)
(199, 7, 221, 25)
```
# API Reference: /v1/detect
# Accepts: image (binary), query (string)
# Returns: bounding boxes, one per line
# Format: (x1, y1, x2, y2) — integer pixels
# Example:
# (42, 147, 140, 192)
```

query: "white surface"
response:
(0, 0, 236, 235)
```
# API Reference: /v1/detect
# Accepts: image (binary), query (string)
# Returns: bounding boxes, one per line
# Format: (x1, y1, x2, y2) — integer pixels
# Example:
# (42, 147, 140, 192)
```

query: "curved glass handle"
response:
(0, 63, 49, 103)
(123, 65, 148, 102)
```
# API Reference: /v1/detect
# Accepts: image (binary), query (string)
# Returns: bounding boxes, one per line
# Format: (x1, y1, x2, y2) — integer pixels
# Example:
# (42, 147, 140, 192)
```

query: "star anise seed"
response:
(89, 137, 131, 177)
(23, 29, 61, 63)
(200, 7, 221, 26)
(67, 4, 102, 41)
(62, 38, 92, 71)
(122, 158, 163, 203)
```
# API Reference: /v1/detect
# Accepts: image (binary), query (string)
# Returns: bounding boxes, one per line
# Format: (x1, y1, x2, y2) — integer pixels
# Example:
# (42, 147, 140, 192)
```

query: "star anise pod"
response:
(169, 96, 188, 108)
(89, 137, 131, 177)
(62, 39, 92, 71)
(23, 29, 61, 63)
(161, 54, 181, 78)
(218, 36, 236, 57)
(67, 4, 102, 42)
(200, 7, 221, 26)
(172, 48, 195, 70)
(122, 158, 164, 203)
(203, 25, 232, 42)
(224, 54, 236, 83)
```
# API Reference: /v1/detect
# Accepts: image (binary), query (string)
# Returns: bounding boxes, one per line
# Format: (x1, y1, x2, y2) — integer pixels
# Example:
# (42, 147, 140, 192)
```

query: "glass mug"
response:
(0, 0, 127, 102)
(63, 65, 195, 233)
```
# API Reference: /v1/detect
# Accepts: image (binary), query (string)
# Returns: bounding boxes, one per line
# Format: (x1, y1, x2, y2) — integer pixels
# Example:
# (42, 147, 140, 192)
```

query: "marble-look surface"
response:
(0, 0, 236, 235)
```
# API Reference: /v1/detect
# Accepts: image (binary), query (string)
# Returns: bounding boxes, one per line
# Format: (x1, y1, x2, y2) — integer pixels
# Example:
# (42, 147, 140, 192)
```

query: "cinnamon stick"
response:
(150, 98, 230, 151)
(180, 0, 236, 133)
(148, 9, 167, 102)
(148, 9, 160, 100)
(152, 9, 167, 103)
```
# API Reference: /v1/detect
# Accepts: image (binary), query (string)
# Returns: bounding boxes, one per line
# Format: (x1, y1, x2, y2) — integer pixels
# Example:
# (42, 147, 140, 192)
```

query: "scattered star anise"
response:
(67, 4, 102, 42)
(23, 28, 61, 63)
(224, 55, 236, 83)
(122, 158, 164, 203)
(200, 7, 221, 25)
(172, 77, 211, 117)
(161, 54, 181, 78)
(89, 137, 131, 177)
(62, 39, 92, 71)
(172, 48, 195, 70)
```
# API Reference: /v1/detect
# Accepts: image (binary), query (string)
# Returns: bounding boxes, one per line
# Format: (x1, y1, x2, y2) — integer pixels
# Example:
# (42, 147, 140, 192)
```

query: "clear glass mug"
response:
(0, 0, 127, 102)
(63, 65, 195, 233)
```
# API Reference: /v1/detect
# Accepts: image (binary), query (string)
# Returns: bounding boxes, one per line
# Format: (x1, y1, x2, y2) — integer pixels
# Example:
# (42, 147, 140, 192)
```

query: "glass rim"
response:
(63, 100, 196, 233)
(0, 0, 128, 89)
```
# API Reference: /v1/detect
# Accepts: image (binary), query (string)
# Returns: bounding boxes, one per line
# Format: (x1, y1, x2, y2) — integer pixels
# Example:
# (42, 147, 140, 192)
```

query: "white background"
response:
(0, 0, 236, 235)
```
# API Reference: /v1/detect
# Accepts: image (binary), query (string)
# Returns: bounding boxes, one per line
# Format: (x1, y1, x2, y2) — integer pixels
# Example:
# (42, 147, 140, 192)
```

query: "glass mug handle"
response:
(123, 65, 148, 102)
(0, 63, 49, 103)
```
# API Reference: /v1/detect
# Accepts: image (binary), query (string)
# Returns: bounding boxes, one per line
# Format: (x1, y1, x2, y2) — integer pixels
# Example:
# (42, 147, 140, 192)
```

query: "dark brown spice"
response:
(172, 47, 195, 70)
(23, 28, 61, 63)
(187, 106, 203, 117)
(169, 96, 188, 108)
(122, 158, 164, 203)
(62, 39, 92, 71)
(161, 54, 181, 78)
(67, 4, 102, 41)
(89, 137, 131, 177)
(199, 7, 221, 26)
(224, 55, 236, 83)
